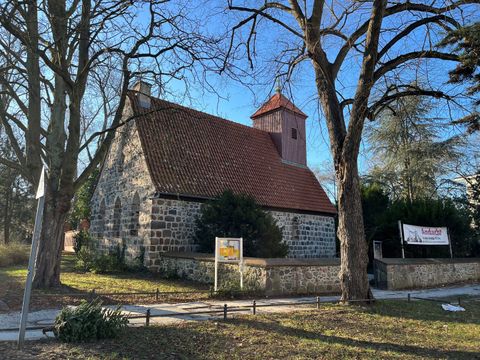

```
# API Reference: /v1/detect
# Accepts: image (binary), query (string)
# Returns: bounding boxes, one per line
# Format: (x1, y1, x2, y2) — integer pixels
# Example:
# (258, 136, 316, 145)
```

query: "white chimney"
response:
(132, 80, 152, 108)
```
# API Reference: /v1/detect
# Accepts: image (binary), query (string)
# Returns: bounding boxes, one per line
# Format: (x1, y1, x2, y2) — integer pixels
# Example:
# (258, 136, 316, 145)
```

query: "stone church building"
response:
(90, 82, 336, 270)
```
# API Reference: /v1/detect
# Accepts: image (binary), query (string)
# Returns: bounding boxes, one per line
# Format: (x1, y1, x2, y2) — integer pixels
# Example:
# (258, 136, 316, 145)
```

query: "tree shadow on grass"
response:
(358, 299, 480, 325)
(0, 326, 228, 360)
(231, 316, 480, 360)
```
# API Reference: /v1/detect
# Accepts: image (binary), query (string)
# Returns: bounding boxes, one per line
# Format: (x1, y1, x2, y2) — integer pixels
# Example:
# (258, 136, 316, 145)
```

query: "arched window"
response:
(113, 197, 122, 238)
(130, 192, 140, 236)
(292, 216, 300, 240)
(97, 199, 106, 237)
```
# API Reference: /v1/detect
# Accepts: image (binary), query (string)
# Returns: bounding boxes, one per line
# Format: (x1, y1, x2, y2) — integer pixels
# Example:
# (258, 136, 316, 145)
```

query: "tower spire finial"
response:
(275, 76, 281, 94)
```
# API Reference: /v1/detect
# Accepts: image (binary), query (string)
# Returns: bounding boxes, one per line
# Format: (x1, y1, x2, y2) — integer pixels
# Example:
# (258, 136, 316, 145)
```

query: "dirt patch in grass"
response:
(0, 253, 209, 312)
(1, 300, 479, 359)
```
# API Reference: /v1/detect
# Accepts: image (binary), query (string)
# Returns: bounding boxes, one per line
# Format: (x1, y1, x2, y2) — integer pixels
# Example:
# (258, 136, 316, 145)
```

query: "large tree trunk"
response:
(32, 186, 70, 288)
(311, 65, 372, 301)
(337, 158, 371, 301)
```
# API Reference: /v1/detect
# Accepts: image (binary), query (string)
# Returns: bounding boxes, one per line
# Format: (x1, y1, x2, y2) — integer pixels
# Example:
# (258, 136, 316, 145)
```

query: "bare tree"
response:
(224, 0, 479, 301)
(0, 0, 221, 287)
(313, 161, 337, 204)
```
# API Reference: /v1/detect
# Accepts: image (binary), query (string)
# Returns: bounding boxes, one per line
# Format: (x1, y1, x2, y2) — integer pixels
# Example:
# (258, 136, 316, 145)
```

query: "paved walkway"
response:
(1, 283, 479, 342)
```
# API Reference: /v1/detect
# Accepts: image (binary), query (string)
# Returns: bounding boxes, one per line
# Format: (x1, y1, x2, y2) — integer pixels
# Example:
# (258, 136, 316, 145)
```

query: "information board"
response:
(214, 237, 243, 292)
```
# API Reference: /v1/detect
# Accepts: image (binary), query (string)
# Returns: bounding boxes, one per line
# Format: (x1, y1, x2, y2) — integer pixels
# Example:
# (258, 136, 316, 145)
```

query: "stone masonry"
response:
(90, 101, 155, 263)
(148, 198, 202, 267)
(375, 258, 480, 290)
(146, 198, 336, 268)
(157, 252, 341, 295)
(270, 211, 336, 258)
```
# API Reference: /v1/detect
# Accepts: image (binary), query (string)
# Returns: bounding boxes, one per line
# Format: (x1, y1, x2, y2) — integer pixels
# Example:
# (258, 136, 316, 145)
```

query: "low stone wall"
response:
(374, 258, 480, 290)
(158, 252, 341, 296)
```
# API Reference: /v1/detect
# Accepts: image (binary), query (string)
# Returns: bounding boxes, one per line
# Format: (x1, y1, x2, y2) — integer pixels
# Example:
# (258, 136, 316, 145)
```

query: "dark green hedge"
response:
(195, 190, 288, 258)
(362, 184, 479, 260)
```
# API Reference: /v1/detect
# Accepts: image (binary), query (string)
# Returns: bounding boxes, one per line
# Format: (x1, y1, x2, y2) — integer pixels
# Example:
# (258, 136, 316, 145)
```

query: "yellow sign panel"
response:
(216, 238, 242, 262)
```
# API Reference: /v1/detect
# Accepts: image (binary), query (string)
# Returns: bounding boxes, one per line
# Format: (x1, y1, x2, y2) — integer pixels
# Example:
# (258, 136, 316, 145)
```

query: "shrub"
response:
(211, 267, 264, 299)
(129, 246, 147, 272)
(195, 190, 288, 258)
(53, 299, 128, 342)
(74, 246, 96, 272)
(68, 168, 99, 229)
(361, 183, 479, 259)
(0, 242, 30, 267)
(73, 230, 93, 254)
(75, 243, 146, 274)
(90, 253, 111, 273)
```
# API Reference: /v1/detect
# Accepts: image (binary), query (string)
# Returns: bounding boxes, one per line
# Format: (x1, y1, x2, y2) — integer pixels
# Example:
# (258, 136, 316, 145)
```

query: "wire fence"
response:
(3, 293, 478, 333)
(37, 288, 212, 301)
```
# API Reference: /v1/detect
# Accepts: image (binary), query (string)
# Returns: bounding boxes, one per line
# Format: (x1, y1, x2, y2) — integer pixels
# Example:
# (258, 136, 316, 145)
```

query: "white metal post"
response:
(239, 237, 243, 290)
(398, 220, 405, 259)
(447, 228, 454, 259)
(214, 237, 218, 292)
(18, 166, 46, 349)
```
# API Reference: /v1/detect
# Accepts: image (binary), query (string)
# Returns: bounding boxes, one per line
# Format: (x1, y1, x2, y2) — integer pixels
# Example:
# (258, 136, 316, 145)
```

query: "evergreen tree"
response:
(441, 23, 480, 100)
(440, 23, 480, 133)
(68, 168, 99, 229)
(367, 95, 460, 202)
(195, 190, 288, 258)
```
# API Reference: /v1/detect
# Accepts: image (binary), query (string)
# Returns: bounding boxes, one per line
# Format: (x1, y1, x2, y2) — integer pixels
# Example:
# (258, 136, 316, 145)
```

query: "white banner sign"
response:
(402, 224, 449, 245)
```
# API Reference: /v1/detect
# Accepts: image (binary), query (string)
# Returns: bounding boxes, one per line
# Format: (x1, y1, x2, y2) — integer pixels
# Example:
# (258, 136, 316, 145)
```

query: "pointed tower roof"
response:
(251, 92, 307, 119)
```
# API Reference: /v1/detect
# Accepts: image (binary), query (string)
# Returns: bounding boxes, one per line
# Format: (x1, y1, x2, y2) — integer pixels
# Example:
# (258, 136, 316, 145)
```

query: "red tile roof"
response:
(129, 92, 336, 214)
(251, 92, 307, 119)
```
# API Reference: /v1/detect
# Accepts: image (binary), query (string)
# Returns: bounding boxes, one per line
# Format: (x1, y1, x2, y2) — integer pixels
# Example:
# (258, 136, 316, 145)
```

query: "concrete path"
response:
(1, 283, 479, 342)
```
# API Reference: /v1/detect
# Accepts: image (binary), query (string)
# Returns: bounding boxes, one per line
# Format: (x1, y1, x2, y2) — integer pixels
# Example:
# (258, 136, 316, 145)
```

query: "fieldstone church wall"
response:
(146, 198, 336, 268)
(90, 102, 155, 263)
(148, 198, 202, 267)
(270, 211, 336, 258)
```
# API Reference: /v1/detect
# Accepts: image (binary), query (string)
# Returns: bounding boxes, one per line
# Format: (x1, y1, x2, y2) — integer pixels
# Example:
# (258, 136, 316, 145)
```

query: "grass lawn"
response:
(1, 299, 479, 359)
(0, 253, 209, 312)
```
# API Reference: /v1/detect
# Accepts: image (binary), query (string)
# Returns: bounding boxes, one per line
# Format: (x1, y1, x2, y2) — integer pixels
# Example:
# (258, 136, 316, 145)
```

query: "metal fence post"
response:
(146, 309, 151, 326)
(316, 296, 320, 309)
(155, 288, 159, 301)
(252, 300, 256, 315)
(458, 297, 462, 307)
(223, 304, 228, 321)
(407, 293, 410, 302)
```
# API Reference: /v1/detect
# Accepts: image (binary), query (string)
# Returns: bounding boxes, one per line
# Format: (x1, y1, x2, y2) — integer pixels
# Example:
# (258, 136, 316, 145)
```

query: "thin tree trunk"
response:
(25, 0, 42, 182)
(3, 174, 12, 245)
(4, 192, 11, 244)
